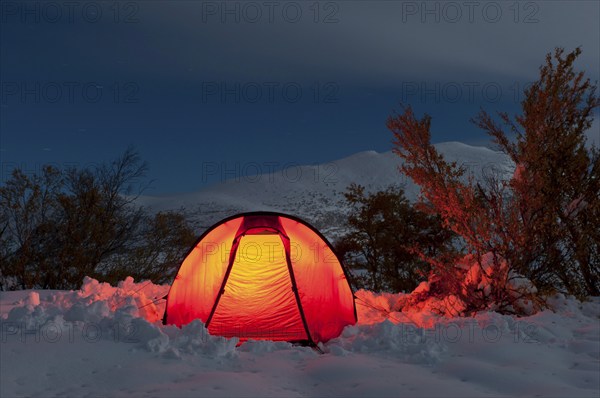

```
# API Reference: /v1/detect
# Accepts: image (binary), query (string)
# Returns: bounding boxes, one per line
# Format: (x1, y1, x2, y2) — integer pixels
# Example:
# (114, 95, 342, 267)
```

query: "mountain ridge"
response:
(138, 142, 514, 237)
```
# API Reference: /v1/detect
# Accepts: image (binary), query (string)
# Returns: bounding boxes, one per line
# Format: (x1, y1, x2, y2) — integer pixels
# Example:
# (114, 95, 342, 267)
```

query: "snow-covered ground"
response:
(1, 278, 598, 397)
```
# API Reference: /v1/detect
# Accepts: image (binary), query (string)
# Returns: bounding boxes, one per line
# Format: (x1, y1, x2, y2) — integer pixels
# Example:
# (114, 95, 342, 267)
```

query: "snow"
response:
(136, 142, 514, 238)
(1, 277, 598, 397)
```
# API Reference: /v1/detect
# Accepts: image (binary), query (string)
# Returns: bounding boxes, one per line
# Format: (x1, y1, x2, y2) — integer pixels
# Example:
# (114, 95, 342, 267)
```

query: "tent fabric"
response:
(163, 212, 357, 344)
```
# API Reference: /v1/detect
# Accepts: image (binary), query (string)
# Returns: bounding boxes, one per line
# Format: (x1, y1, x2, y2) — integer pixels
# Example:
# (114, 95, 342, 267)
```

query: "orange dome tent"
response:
(163, 212, 357, 346)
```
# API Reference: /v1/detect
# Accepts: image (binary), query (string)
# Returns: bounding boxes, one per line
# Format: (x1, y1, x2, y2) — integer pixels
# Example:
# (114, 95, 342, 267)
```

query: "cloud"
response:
(4, 2, 597, 90)
(126, 1, 600, 86)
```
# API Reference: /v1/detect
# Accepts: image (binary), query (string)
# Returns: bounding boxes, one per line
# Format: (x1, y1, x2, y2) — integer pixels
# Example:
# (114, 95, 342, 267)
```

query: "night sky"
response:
(1, 0, 599, 194)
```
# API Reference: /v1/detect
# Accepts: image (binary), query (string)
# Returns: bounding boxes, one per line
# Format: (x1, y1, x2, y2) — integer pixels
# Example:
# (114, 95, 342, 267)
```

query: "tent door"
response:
(207, 234, 307, 342)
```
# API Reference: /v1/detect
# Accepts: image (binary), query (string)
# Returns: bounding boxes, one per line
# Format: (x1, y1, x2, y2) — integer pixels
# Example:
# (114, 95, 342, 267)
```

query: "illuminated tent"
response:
(163, 212, 357, 345)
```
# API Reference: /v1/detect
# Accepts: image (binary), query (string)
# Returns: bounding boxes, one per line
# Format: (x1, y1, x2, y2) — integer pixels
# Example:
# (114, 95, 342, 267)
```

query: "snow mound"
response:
(327, 321, 446, 364)
(0, 277, 238, 358)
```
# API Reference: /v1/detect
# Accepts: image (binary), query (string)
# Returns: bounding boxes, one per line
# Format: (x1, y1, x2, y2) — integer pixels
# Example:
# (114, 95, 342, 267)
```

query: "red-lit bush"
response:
(389, 48, 599, 312)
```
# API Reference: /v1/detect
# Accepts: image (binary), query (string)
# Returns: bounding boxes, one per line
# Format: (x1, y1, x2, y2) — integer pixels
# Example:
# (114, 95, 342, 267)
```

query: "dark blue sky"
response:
(1, 0, 599, 194)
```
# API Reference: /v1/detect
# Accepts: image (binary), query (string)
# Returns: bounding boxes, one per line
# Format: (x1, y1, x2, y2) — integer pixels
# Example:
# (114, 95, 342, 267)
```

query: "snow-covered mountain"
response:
(138, 142, 514, 237)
